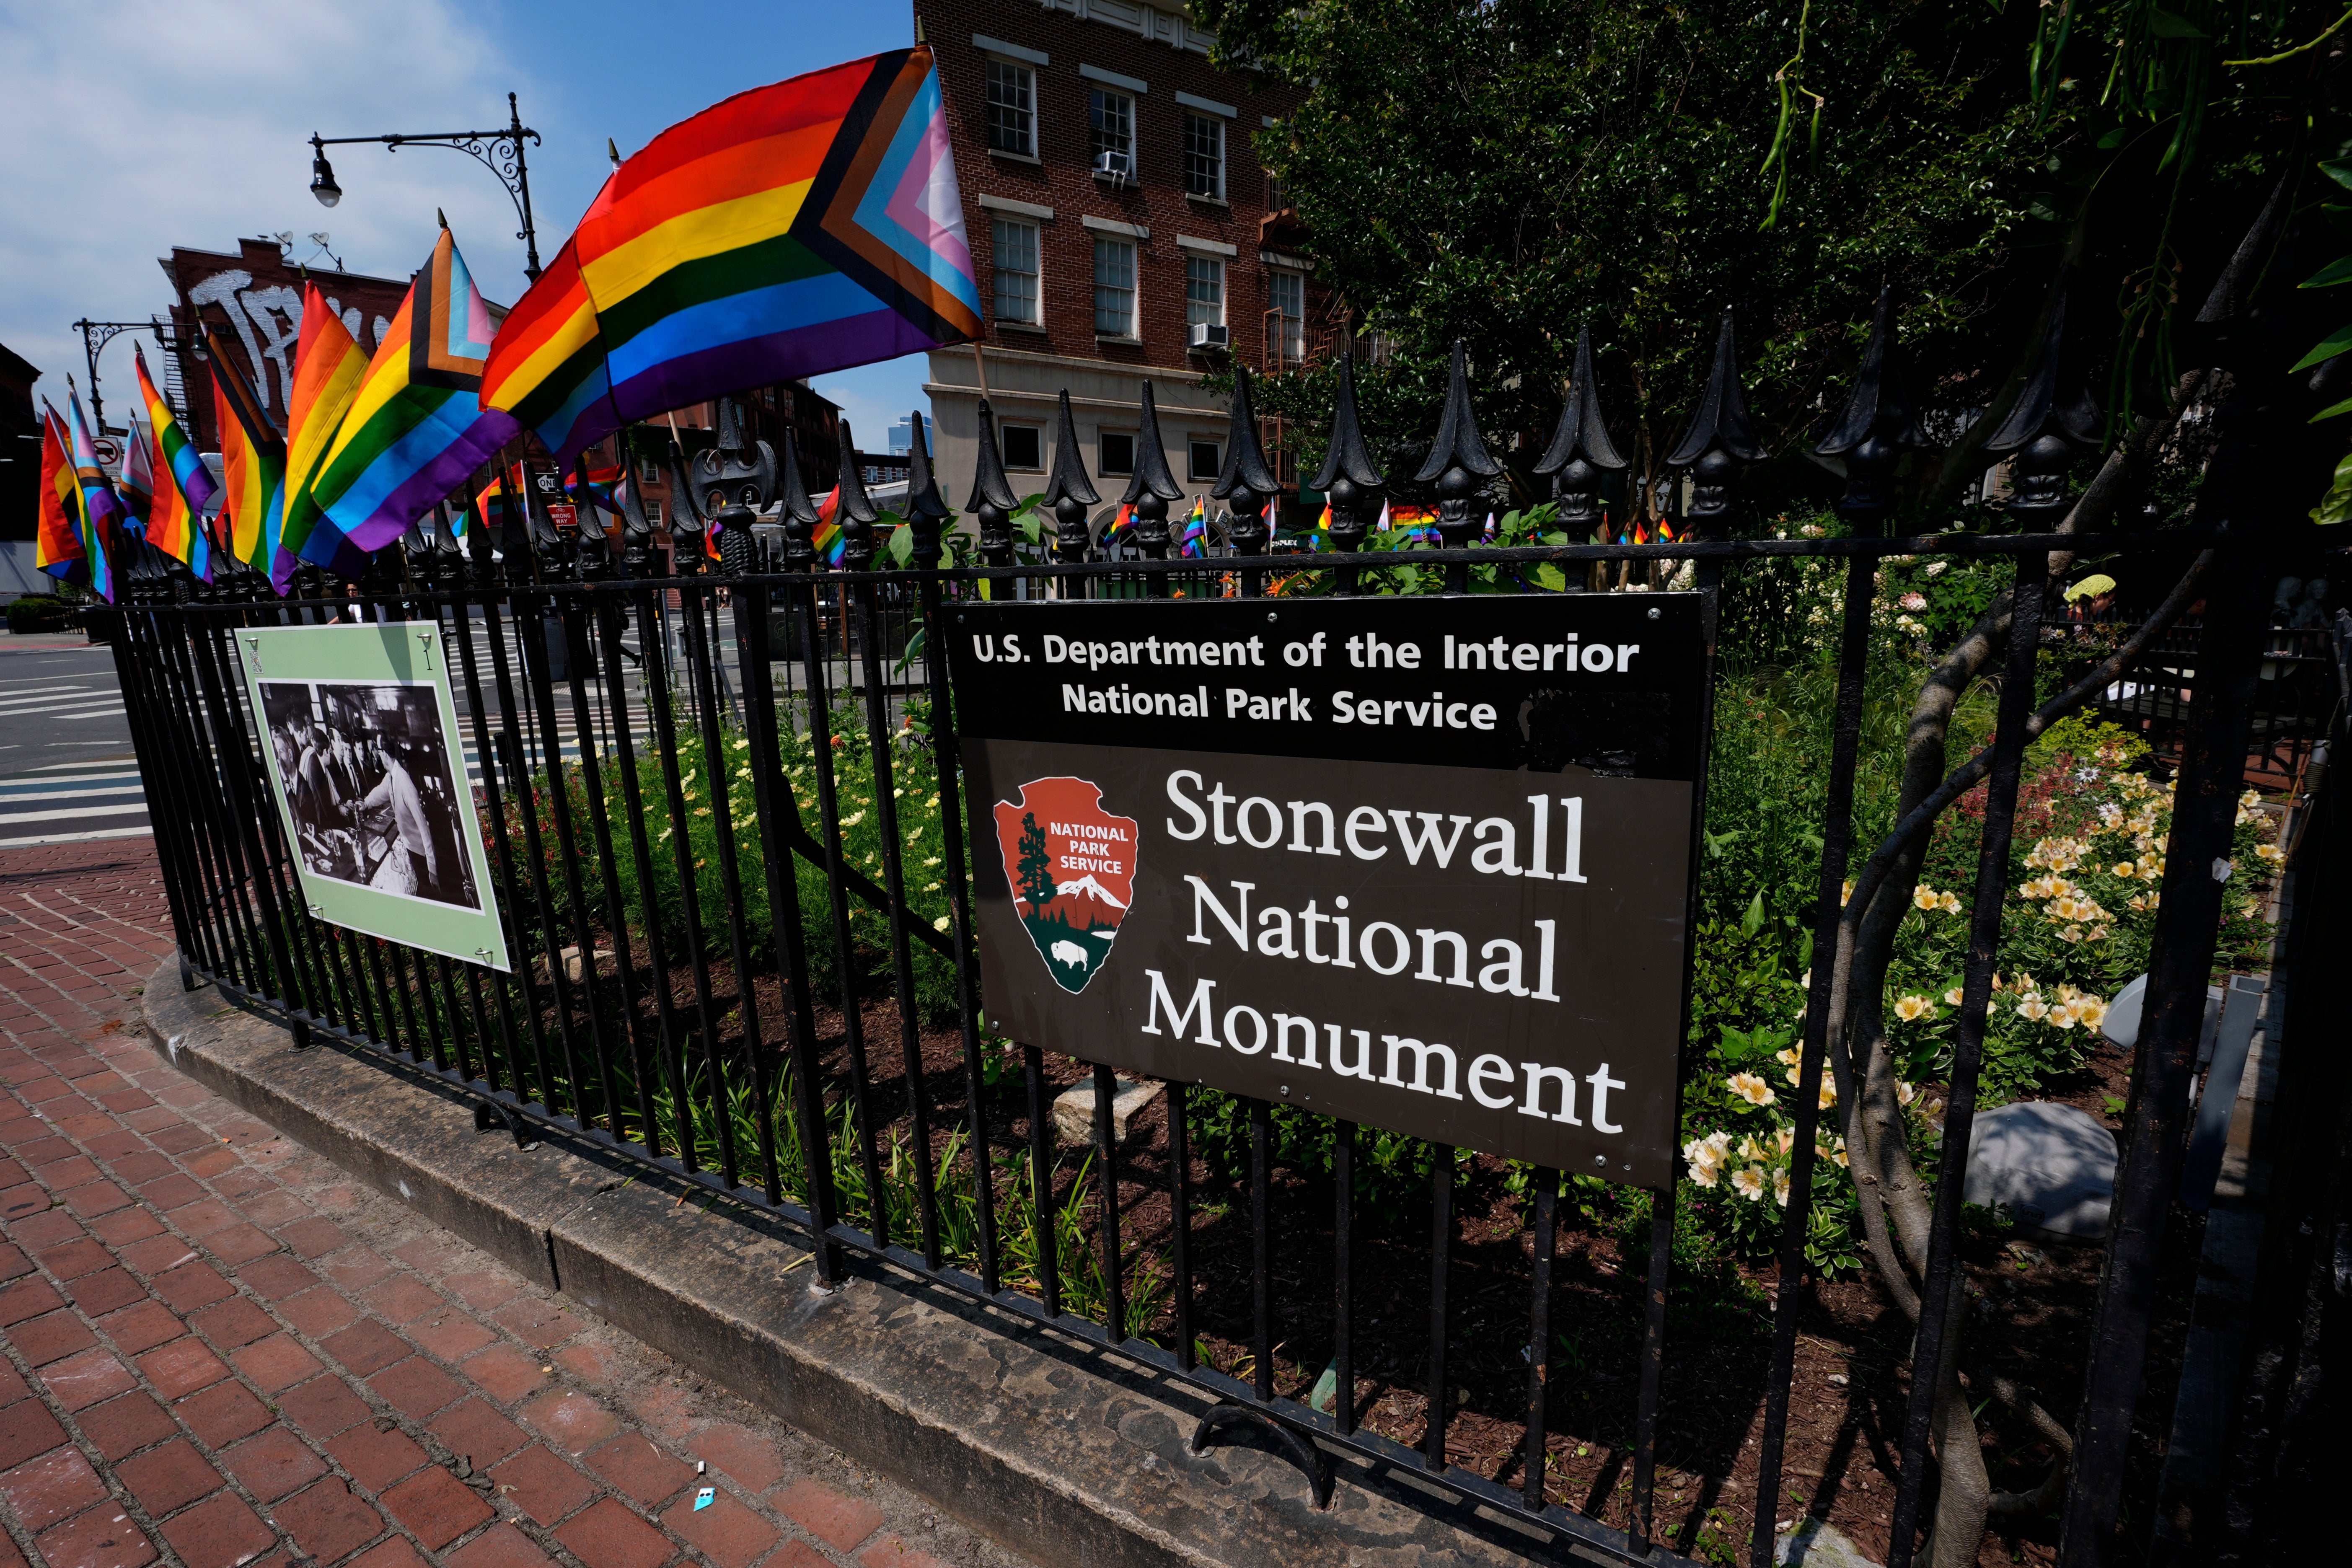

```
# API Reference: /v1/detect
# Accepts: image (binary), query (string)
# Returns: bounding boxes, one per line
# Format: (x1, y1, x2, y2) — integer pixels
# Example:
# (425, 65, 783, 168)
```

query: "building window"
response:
(1000, 423, 1043, 471)
(1099, 430, 1136, 476)
(1266, 169, 1287, 212)
(637, 456, 661, 483)
(1268, 269, 1305, 365)
(993, 218, 1039, 325)
(645, 499, 664, 527)
(986, 59, 1035, 157)
(1188, 437, 1222, 482)
(1185, 255, 1225, 329)
(1184, 113, 1224, 199)
(1093, 237, 1136, 337)
(1089, 89, 1133, 175)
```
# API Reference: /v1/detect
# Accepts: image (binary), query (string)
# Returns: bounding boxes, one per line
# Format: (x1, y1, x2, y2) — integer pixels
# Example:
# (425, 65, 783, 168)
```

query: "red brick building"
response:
(913, 0, 1325, 520)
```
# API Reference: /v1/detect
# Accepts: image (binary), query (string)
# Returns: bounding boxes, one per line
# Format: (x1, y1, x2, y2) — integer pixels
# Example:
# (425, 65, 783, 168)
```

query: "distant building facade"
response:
(913, 0, 1326, 525)
(1, 342, 39, 546)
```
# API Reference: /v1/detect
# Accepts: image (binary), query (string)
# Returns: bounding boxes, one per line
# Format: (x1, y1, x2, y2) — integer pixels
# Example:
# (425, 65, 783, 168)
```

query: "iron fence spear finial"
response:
(774, 427, 819, 571)
(1212, 364, 1281, 568)
(903, 411, 952, 571)
(1980, 267, 2101, 533)
(1412, 340, 1502, 591)
(833, 421, 880, 570)
(1309, 354, 1384, 591)
(1816, 287, 1925, 538)
(1120, 380, 1184, 563)
(1665, 308, 1766, 542)
(965, 399, 1019, 569)
(1533, 324, 1628, 563)
(1041, 389, 1100, 567)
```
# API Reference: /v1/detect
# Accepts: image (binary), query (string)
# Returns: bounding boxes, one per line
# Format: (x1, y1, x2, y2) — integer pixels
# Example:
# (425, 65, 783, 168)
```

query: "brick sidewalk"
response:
(0, 839, 1027, 1568)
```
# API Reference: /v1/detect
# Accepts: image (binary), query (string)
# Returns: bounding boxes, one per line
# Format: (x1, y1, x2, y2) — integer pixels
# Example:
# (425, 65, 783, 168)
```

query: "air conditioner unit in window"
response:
(1190, 322, 1229, 351)
(1093, 150, 1132, 187)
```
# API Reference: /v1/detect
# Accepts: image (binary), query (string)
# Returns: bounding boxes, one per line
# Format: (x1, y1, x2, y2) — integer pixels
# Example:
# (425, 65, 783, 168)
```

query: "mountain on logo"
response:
(992, 777, 1139, 995)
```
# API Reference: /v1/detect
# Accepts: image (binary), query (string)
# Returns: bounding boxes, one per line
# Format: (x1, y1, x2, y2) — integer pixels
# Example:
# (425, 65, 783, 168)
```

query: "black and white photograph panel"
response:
(256, 680, 481, 911)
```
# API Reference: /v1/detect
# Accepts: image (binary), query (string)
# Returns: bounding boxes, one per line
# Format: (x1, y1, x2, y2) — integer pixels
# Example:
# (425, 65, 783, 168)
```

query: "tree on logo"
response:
(1016, 812, 1056, 911)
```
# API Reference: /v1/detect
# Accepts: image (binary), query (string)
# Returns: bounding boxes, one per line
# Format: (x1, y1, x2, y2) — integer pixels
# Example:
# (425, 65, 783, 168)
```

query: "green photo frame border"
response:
(234, 623, 512, 972)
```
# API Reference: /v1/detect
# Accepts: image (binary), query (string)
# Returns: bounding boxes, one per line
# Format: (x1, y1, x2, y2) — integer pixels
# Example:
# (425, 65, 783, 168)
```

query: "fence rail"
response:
(101, 316, 2344, 1568)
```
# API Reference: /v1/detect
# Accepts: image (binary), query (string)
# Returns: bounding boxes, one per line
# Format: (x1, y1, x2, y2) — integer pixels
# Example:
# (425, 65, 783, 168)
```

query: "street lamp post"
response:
(309, 91, 543, 282)
(70, 319, 189, 435)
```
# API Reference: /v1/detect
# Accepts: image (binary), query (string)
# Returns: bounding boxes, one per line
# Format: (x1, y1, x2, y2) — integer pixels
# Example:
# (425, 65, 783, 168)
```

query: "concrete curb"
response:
(141, 956, 1607, 1568)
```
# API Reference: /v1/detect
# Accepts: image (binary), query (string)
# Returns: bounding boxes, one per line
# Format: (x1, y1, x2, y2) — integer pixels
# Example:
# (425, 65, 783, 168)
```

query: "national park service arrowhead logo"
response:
(993, 776, 1138, 994)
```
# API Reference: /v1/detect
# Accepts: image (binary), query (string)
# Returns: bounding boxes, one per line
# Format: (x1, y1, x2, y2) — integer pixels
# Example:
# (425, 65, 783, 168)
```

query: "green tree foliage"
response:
(1016, 811, 1056, 909)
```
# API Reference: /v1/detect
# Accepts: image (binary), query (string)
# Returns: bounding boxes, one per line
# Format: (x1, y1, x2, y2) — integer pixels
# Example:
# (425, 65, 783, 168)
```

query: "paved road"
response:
(0, 636, 142, 854)
(0, 835, 1030, 1568)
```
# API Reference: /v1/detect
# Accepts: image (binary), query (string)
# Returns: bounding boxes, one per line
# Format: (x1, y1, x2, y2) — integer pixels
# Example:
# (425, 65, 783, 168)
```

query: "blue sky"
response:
(0, 0, 929, 447)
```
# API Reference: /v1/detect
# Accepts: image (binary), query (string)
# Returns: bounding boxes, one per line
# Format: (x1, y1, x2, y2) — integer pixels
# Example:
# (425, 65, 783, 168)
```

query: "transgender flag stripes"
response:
(482, 46, 978, 470)
(315, 229, 521, 557)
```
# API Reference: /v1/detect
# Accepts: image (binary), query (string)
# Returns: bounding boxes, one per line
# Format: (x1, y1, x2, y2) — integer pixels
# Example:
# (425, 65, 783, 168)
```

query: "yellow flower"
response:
(1893, 995, 1936, 1022)
(1914, 885, 1941, 911)
(1785, 1064, 1803, 1087)
(1776, 1127, 1797, 1155)
(2255, 843, 2284, 864)
(1773, 1167, 1792, 1208)
(1727, 1073, 1776, 1107)
(2018, 997, 2049, 1021)
(1939, 892, 1962, 914)
(732, 739, 750, 750)
(1775, 1046, 1803, 1068)
(2049, 1003, 2078, 1029)
(1731, 1165, 1768, 1202)
(2075, 998, 2108, 1030)
(2113, 861, 2137, 879)
(1943, 986, 1965, 1007)
(1818, 1078, 1837, 1110)
(2060, 924, 2085, 943)
(932, 915, 951, 932)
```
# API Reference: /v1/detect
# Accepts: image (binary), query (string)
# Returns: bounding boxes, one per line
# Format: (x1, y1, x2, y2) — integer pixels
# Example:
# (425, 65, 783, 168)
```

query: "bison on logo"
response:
(992, 776, 1138, 994)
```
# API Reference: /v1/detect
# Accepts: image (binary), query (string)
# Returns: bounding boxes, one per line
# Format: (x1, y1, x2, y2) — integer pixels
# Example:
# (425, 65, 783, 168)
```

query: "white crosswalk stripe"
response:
(0, 754, 150, 849)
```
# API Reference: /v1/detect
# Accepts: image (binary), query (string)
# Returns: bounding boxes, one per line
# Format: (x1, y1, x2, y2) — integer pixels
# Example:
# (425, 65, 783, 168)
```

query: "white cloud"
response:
(0, 0, 543, 420)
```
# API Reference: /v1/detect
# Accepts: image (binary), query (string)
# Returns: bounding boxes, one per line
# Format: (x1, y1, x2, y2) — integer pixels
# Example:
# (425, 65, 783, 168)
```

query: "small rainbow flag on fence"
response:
(133, 347, 216, 578)
(1179, 498, 1207, 557)
(36, 406, 85, 587)
(64, 388, 120, 602)
(116, 421, 155, 538)
(317, 229, 521, 560)
(810, 484, 847, 566)
(481, 46, 981, 471)
(282, 282, 374, 585)
(208, 328, 287, 582)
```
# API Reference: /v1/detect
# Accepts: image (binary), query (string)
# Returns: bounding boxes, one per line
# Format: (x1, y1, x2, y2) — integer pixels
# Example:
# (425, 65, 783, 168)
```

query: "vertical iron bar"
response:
(1332, 1119, 1354, 1435)
(480, 600, 568, 1108)
(446, 592, 546, 1099)
(188, 622, 312, 1021)
(1521, 1168, 1559, 1511)
(1093, 1062, 1125, 1341)
(556, 593, 647, 1138)
(1747, 551, 1877, 1567)
(611, 587, 690, 1160)
(730, 578, 830, 1245)
(1885, 551, 2049, 1566)
(798, 578, 889, 1242)
(921, 576, 999, 1292)
(1024, 1044, 1059, 1314)
(1250, 1097, 1274, 1402)
(1423, 1147, 1453, 1467)
(849, 580, 940, 1263)
(1170, 1081, 1193, 1369)
(513, 587, 616, 1128)
(1629, 1185, 1675, 1555)
(431, 952, 474, 1082)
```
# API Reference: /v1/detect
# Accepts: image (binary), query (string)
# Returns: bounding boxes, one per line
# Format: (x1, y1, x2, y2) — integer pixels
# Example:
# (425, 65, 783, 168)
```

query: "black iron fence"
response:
(101, 318, 2343, 1568)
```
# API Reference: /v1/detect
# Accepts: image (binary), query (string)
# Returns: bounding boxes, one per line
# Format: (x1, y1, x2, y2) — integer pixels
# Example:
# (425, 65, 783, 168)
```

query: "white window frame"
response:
(1183, 111, 1225, 200)
(985, 57, 1036, 158)
(1089, 87, 1134, 173)
(1268, 268, 1305, 365)
(1185, 254, 1225, 329)
(999, 423, 1044, 472)
(1188, 437, 1223, 483)
(991, 217, 1040, 326)
(1093, 236, 1137, 339)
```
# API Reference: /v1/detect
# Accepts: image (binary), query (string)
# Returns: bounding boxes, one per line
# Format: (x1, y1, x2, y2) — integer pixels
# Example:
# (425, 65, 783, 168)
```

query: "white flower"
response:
(933, 915, 951, 932)
(1731, 1165, 1768, 1201)
(1914, 886, 1942, 911)
(1773, 1167, 1792, 1207)
(1925, 561, 1948, 577)
(838, 810, 867, 828)
(1819, 1079, 1838, 1110)
(1943, 986, 1965, 1007)
(1900, 591, 1928, 611)
(1895, 1080, 1917, 1105)
(2018, 997, 2049, 1021)
(732, 739, 750, 750)
(1939, 892, 1961, 914)
(2255, 843, 2284, 864)
(1727, 1073, 1776, 1107)
(1894, 995, 1936, 1022)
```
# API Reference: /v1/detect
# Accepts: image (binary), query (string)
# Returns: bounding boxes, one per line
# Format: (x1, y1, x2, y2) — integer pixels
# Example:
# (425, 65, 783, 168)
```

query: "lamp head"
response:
(309, 139, 341, 208)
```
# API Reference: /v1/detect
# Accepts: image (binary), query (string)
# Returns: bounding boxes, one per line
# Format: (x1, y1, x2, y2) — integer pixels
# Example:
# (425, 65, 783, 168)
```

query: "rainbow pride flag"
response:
(1179, 499, 1207, 558)
(64, 388, 120, 602)
(117, 421, 155, 538)
(1105, 502, 1135, 541)
(36, 406, 85, 586)
(316, 229, 521, 559)
(482, 47, 980, 470)
(209, 328, 287, 582)
(810, 484, 847, 566)
(282, 282, 373, 585)
(133, 347, 217, 579)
